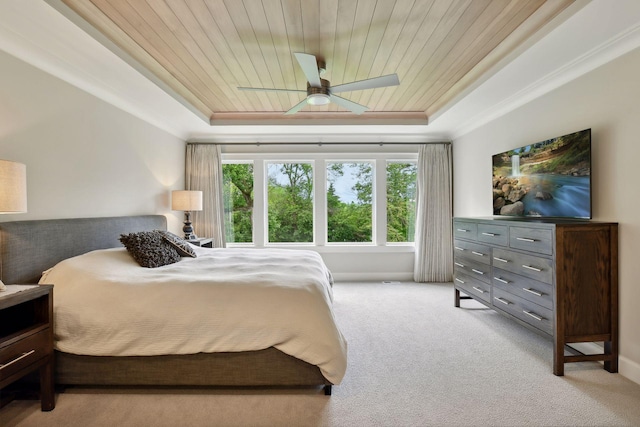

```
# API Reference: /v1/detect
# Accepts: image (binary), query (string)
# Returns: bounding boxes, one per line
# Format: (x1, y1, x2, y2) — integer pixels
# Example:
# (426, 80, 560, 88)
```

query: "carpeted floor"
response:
(2, 281, 640, 426)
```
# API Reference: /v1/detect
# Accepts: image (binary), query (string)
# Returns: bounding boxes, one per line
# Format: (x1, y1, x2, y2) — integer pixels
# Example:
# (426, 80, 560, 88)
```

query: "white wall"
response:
(0, 49, 413, 281)
(0, 50, 186, 232)
(452, 46, 640, 383)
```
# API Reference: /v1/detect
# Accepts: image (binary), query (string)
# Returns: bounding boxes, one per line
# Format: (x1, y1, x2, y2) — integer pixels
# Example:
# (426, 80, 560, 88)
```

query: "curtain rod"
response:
(187, 141, 451, 146)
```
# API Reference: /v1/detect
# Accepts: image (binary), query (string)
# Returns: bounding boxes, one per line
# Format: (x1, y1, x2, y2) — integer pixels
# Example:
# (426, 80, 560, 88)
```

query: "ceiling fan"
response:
(237, 53, 400, 115)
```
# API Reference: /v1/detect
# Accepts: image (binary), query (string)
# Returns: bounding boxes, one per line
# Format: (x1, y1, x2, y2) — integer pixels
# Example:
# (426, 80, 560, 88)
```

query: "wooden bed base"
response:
(56, 349, 332, 394)
(0, 216, 332, 394)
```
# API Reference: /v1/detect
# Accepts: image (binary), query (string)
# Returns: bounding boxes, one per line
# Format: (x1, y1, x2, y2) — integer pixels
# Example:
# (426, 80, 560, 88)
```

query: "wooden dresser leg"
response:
(604, 341, 619, 373)
(553, 337, 565, 376)
(454, 289, 460, 308)
(324, 385, 332, 396)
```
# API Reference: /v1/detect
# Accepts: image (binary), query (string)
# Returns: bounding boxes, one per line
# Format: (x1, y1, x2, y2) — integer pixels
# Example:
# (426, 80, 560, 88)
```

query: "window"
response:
(222, 152, 417, 248)
(222, 162, 254, 243)
(327, 162, 373, 243)
(386, 162, 417, 243)
(267, 162, 314, 243)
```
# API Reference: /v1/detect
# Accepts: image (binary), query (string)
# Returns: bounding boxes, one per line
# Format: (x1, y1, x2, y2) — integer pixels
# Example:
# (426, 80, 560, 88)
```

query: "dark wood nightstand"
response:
(0, 284, 55, 411)
(188, 237, 213, 248)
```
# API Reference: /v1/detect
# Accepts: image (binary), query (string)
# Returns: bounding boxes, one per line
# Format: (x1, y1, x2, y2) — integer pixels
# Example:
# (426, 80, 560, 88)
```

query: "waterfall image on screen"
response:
(511, 155, 520, 177)
(491, 129, 591, 218)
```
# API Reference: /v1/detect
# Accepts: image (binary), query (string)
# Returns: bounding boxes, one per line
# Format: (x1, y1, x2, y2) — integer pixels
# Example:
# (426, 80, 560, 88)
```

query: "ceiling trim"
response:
(45, 0, 211, 124)
(209, 111, 429, 126)
(426, 0, 576, 119)
(451, 18, 640, 140)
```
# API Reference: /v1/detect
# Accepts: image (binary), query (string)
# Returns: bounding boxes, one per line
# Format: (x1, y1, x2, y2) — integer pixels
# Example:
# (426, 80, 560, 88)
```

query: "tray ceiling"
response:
(59, 0, 575, 125)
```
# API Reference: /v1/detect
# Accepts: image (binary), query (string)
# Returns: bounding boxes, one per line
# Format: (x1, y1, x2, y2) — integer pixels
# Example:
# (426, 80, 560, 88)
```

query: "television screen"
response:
(491, 129, 591, 219)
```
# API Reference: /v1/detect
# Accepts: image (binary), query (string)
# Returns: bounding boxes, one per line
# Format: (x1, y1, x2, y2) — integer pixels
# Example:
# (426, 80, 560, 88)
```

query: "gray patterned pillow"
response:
(119, 231, 181, 268)
(157, 230, 197, 258)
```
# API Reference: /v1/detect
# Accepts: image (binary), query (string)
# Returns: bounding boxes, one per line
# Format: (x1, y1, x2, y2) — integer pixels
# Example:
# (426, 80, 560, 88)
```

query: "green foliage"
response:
(268, 163, 314, 242)
(327, 163, 372, 242)
(386, 163, 417, 242)
(223, 161, 418, 245)
(222, 163, 254, 243)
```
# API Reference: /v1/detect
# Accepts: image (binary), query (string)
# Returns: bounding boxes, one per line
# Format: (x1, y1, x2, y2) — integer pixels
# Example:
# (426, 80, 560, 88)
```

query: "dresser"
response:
(453, 217, 618, 376)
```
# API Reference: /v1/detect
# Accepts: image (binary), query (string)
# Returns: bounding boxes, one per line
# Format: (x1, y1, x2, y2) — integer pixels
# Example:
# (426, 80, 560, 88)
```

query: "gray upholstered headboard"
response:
(0, 215, 167, 284)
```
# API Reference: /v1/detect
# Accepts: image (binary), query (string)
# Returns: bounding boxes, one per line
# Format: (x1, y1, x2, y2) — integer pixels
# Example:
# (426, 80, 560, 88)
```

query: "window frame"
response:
(222, 152, 418, 252)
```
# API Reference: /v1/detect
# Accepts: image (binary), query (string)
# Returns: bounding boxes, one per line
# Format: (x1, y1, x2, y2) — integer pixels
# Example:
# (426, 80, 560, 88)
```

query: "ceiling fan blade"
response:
(329, 94, 369, 115)
(294, 52, 322, 88)
(238, 87, 305, 93)
(331, 73, 400, 94)
(284, 99, 309, 115)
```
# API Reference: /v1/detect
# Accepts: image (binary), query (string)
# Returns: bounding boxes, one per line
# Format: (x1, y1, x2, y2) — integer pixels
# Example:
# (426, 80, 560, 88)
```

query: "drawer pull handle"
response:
(493, 257, 508, 263)
(494, 297, 510, 305)
(522, 264, 542, 272)
(454, 262, 465, 268)
(523, 310, 544, 321)
(494, 277, 509, 284)
(481, 232, 496, 237)
(471, 251, 485, 257)
(455, 278, 465, 284)
(516, 237, 537, 243)
(472, 269, 484, 275)
(454, 247, 464, 251)
(472, 286, 485, 294)
(523, 288, 543, 297)
(0, 350, 36, 370)
(457, 228, 470, 232)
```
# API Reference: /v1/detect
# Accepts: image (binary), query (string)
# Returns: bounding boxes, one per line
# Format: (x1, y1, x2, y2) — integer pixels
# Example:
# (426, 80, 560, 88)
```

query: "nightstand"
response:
(188, 237, 213, 248)
(0, 284, 55, 411)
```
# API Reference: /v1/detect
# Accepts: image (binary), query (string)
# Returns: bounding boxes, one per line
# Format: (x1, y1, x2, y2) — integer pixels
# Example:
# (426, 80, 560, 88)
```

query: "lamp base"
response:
(183, 211, 198, 240)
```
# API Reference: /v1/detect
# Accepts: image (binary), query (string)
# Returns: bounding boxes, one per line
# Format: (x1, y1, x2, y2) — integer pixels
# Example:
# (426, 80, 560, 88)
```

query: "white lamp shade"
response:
(171, 190, 203, 211)
(0, 160, 27, 213)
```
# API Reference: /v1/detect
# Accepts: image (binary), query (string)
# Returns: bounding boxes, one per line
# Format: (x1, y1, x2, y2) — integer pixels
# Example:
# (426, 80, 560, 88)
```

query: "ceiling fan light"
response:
(307, 93, 330, 106)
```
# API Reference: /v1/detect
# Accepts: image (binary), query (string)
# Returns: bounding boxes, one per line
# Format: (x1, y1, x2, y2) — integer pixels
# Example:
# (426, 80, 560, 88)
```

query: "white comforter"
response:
(39, 246, 347, 384)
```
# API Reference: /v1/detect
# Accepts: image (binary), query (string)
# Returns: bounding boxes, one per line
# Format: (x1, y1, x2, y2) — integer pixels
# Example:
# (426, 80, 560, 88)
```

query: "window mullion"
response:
(314, 159, 326, 246)
(376, 159, 387, 246)
(254, 159, 265, 246)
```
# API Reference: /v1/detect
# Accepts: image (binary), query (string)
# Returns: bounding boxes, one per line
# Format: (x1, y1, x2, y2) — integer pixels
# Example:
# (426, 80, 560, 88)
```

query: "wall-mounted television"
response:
(492, 128, 591, 219)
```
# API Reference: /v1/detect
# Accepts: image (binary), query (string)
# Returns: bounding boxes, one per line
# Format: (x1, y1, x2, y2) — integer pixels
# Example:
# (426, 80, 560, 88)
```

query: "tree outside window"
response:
(327, 162, 373, 243)
(387, 162, 417, 243)
(267, 162, 314, 243)
(222, 163, 254, 243)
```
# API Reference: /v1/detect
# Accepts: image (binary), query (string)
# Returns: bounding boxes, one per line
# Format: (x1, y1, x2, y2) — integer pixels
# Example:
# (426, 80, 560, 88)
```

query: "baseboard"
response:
(568, 342, 640, 386)
(331, 272, 415, 282)
(620, 355, 640, 386)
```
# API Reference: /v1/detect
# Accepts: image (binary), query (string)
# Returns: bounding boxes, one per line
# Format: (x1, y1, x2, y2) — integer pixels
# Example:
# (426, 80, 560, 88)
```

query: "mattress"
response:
(39, 246, 347, 384)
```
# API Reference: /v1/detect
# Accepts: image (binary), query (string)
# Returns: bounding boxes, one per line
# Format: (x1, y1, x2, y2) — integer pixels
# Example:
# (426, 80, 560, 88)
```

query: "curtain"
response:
(413, 143, 453, 282)
(185, 144, 226, 248)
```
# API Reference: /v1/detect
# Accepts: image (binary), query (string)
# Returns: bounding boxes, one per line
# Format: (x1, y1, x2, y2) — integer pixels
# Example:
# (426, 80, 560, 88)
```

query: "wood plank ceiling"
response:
(60, 0, 575, 125)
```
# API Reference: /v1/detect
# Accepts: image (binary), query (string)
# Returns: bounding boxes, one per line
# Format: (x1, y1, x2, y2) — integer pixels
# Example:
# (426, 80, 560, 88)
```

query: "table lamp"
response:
(171, 190, 203, 240)
(0, 160, 27, 291)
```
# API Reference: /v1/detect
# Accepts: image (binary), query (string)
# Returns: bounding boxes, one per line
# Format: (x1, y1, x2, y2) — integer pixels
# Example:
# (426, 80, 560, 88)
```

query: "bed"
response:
(0, 215, 346, 395)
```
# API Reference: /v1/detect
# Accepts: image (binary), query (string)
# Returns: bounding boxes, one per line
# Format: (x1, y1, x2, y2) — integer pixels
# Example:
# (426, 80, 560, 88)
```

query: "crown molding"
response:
(209, 111, 428, 126)
(450, 19, 640, 140)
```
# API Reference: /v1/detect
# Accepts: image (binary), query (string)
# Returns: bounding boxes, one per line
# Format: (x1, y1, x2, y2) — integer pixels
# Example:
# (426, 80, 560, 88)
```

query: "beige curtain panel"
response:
(413, 143, 453, 282)
(185, 144, 226, 248)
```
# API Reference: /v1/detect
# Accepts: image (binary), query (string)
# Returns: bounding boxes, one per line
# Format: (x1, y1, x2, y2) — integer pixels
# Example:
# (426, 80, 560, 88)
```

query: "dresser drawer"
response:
(454, 272, 491, 304)
(454, 221, 477, 241)
(454, 257, 491, 284)
(477, 224, 508, 247)
(0, 328, 50, 383)
(492, 287, 553, 335)
(492, 248, 553, 284)
(492, 268, 554, 311)
(509, 226, 553, 255)
(453, 239, 491, 265)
